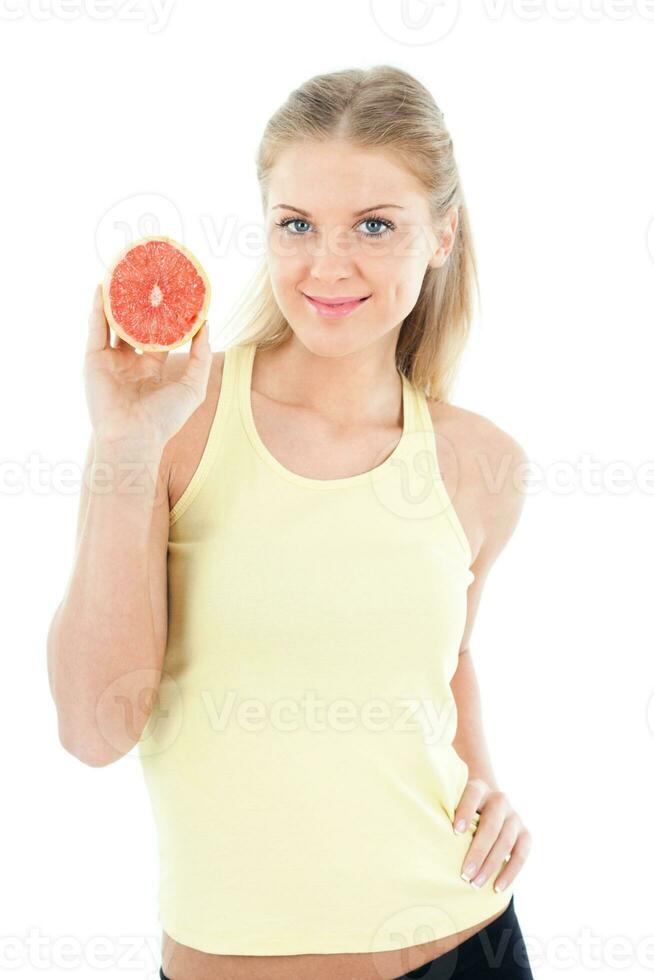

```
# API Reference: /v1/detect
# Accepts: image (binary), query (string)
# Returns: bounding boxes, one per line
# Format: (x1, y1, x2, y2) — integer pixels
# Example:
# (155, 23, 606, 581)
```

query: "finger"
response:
(86, 284, 109, 354)
(490, 829, 532, 894)
(453, 781, 486, 835)
(468, 817, 520, 890)
(110, 330, 133, 352)
(179, 322, 212, 398)
(459, 806, 505, 883)
(140, 348, 170, 367)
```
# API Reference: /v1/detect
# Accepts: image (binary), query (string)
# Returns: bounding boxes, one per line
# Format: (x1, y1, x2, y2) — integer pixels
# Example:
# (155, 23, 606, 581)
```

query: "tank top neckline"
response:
(236, 340, 421, 490)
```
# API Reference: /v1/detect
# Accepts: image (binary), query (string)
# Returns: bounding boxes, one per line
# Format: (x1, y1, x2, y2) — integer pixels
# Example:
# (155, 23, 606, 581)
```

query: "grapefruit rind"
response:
(102, 235, 211, 352)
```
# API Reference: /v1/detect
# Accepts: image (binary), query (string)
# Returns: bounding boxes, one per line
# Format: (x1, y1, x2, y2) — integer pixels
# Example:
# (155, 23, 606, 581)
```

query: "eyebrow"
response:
(271, 203, 405, 217)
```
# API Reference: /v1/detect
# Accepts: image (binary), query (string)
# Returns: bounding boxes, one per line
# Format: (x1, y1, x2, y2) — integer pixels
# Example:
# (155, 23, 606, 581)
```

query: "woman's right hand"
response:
(84, 284, 213, 450)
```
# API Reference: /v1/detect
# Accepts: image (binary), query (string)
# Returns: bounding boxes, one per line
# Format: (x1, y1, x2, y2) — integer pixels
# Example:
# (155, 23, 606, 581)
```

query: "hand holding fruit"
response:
(85, 284, 212, 451)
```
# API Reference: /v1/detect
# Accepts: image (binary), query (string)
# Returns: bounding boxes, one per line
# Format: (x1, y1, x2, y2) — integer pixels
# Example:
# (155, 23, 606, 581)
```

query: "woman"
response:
(48, 66, 534, 979)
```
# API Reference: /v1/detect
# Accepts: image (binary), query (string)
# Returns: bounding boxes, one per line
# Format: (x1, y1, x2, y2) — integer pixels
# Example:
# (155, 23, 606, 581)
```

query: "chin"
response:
(293, 329, 350, 357)
(289, 323, 378, 360)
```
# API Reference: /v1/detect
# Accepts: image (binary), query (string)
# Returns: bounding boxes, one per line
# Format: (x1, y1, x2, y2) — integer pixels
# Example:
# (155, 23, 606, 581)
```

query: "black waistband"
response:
(401, 895, 524, 978)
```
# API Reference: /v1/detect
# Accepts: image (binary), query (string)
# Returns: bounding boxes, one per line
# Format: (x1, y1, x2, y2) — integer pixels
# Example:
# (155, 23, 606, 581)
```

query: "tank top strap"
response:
(403, 379, 474, 563)
(406, 379, 435, 441)
(400, 370, 429, 440)
(213, 338, 255, 428)
(168, 341, 243, 527)
(233, 339, 256, 402)
(220, 339, 244, 388)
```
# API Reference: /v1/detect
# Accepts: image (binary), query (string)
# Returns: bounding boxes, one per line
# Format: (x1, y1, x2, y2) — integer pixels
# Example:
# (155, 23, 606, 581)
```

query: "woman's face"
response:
(265, 139, 456, 356)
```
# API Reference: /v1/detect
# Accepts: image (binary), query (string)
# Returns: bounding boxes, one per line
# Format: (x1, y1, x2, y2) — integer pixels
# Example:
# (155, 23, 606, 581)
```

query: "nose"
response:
(307, 225, 359, 282)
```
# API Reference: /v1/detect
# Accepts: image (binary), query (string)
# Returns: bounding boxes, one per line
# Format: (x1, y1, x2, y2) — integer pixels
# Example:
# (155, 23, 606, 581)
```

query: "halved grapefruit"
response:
(102, 236, 211, 351)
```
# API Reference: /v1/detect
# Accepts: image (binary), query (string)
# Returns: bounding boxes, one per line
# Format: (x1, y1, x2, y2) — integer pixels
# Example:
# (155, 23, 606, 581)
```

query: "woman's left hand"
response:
(453, 778, 532, 893)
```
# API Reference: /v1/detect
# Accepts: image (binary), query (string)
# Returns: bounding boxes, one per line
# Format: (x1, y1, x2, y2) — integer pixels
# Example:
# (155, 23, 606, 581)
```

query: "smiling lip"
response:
(302, 293, 371, 318)
(304, 294, 370, 304)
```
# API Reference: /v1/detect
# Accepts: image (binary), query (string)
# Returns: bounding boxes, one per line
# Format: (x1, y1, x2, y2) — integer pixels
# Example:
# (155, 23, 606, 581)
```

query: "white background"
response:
(2, 1, 653, 977)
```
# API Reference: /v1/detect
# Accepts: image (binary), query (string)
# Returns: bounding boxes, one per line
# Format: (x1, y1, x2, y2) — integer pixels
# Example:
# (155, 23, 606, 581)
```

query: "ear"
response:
(427, 205, 459, 269)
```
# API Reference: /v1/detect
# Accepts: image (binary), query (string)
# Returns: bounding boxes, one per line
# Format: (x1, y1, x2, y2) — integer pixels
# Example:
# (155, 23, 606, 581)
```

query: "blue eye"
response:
(277, 218, 311, 235)
(359, 218, 393, 236)
(275, 214, 395, 238)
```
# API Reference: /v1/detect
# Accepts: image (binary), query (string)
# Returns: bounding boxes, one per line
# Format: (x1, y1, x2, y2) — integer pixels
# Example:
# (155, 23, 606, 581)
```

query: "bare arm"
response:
(46, 286, 212, 766)
(46, 434, 171, 766)
(450, 425, 528, 786)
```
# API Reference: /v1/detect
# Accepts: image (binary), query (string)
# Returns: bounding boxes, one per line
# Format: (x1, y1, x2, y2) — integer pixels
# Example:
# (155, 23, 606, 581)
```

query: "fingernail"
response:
(454, 819, 466, 834)
(494, 880, 506, 892)
(471, 874, 485, 888)
(461, 863, 476, 881)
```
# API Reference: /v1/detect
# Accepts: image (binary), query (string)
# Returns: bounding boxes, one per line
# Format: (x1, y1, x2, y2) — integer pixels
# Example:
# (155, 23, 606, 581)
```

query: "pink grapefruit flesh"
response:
(102, 236, 211, 351)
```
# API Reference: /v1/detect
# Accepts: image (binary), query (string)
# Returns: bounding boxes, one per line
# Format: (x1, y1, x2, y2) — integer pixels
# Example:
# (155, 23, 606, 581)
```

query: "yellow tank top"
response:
(138, 339, 513, 955)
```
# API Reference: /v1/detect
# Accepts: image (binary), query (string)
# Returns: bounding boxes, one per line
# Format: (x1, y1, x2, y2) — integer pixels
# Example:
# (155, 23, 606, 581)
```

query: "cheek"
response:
(374, 260, 425, 307)
(267, 260, 301, 303)
(402, 267, 428, 307)
(267, 228, 301, 264)
(269, 280, 297, 318)
(267, 244, 307, 285)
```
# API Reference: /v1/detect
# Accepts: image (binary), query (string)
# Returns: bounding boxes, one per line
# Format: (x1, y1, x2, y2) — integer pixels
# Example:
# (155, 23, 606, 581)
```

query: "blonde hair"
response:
(223, 65, 479, 402)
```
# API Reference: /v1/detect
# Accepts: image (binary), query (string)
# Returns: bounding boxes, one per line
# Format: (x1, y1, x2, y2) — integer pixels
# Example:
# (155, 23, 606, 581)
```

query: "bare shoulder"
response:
(424, 397, 528, 567)
(160, 349, 226, 510)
